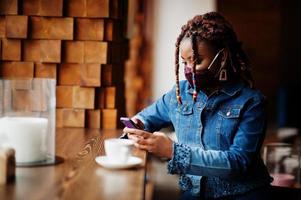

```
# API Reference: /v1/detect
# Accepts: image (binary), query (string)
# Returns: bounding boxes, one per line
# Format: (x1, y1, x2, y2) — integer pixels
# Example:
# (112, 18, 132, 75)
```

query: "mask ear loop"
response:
(207, 48, 229, 81)
(207, 49, 224, 70)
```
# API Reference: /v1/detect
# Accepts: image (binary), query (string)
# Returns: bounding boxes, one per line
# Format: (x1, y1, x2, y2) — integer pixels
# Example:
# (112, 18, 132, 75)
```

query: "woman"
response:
(124, 12, 272, 200)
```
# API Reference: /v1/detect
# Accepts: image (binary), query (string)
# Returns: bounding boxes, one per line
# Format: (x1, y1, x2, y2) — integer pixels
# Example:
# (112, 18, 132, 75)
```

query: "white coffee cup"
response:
(0, 117, 48, 163)
(104, 138, 134, 164)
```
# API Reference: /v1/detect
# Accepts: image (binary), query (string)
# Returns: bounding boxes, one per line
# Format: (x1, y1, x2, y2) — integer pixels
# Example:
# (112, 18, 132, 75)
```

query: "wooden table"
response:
(0, 128, 148, 200)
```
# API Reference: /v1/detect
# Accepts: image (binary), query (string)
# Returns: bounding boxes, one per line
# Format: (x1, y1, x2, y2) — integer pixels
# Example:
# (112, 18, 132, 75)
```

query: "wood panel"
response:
(56, 109, 86, 128)
(56, 108, 64, 127)
(1, 39, 21, 61)
(63, 41, 84, 63)
(102, 109, 117, 129)
(65, 0, 86, 17)
(101, 64, 123, 86)
(59, 63, 101, 87)
(40, 40, 61, 63)
(56, 86, 73, 108)
(0, 17, 5, 38)
(84, 41, 108, 63)
(0, 0, 18, 15)
(80, 63, 101, 86)
(75, 18, 104, 41)
(72, 86, 95, 109)
(23, 40, 61, 63)
(22, 0, 63, 16)
(86, 109, 101, 128)
(23, 40, 40, 61)
(97, 87, 116, 109)
(58, 64, 81, 85)
(1, 61, 34, 78)
(30, 17, 73, 40)
(66, 0, 110, 18)
(35, 63, 57, 79)
(5, 15, 28, 38)
(87, 0, 110, 17)
(56, 86, 95, 109)
(62, 109, 85, 127)
(104, 19, 122, 41)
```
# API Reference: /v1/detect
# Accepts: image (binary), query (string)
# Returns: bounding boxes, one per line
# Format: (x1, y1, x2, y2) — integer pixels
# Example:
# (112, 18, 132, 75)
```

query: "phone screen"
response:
(120, 117, 140, 129)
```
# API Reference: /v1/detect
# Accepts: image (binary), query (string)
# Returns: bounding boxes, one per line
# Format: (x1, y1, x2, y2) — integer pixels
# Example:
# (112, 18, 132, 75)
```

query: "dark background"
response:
(218, 0, 301, 130)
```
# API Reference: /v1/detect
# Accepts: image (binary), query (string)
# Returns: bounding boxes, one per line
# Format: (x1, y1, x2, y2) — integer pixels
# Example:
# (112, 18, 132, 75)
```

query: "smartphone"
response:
(120, 117, 141, 129)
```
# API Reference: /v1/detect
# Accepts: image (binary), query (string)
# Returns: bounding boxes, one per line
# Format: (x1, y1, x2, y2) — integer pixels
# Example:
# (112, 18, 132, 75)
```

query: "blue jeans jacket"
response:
(136, 80, 272, 198)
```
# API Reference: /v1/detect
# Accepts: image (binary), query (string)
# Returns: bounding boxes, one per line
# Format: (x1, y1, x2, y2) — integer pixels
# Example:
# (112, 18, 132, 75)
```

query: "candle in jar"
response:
(0, 117, 48, 163)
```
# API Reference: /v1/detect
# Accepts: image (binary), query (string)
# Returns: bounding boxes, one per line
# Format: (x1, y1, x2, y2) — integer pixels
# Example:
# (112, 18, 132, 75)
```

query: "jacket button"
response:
(226, 111, 231, 116)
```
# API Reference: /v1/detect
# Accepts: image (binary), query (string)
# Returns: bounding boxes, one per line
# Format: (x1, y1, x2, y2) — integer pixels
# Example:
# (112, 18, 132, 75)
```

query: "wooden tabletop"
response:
(0, 128, 148, 200)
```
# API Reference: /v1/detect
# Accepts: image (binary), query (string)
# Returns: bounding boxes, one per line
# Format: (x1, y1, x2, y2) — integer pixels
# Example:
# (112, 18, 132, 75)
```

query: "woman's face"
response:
(180, 38, 217, 71)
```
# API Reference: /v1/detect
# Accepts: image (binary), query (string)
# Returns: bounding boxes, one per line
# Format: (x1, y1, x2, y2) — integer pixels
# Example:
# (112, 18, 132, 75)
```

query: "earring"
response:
(219, 68, 228, 81)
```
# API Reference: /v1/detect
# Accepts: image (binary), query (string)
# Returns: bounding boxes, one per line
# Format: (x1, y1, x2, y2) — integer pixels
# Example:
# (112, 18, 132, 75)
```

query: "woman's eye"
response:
(182, 61, 187, 66)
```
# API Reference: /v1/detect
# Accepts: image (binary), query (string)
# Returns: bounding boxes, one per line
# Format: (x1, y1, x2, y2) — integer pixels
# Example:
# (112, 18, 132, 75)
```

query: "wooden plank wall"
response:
(0, 0, 128, 129)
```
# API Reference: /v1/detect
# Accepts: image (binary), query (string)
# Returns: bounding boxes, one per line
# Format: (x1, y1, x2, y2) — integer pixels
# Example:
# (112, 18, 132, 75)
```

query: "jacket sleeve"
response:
(135, 88, 175, 132)
(168, 94, 267, 178)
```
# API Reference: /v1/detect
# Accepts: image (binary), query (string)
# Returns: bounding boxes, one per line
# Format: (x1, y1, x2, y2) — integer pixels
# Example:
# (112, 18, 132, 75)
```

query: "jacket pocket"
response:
(217, 105, 242, 149)
(177, 102, 193, 115)
(218, 106, 241, 119)
(176, 102, 194, 143)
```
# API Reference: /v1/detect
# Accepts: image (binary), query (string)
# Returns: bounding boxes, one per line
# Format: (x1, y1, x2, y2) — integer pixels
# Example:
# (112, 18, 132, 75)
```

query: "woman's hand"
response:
(124, 127, 173, 159)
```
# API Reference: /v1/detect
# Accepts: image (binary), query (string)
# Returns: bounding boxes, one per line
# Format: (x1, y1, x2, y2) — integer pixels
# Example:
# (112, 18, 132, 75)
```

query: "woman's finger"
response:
(128, 133, 144, 139)
(137, 138, 154, 146)
(124, 127, 151, 139)
(135, 143, 153, 152)
(127, 134, 140, 142)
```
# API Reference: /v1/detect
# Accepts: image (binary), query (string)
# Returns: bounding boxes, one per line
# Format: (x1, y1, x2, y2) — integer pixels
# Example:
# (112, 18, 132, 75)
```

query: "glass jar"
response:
(0, 78, 56, 166)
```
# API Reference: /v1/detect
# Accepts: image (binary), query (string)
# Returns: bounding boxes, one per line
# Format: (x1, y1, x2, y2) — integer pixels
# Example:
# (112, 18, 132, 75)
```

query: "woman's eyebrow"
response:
(181, 56, 192, 60)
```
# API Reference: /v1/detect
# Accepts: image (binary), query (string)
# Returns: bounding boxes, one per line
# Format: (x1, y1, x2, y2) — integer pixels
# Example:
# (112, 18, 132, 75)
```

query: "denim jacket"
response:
(136, 80, 272, 198)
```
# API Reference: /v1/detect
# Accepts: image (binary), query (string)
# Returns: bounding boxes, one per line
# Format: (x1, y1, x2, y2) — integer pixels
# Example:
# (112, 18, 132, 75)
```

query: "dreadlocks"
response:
(175, 12, 254, 104)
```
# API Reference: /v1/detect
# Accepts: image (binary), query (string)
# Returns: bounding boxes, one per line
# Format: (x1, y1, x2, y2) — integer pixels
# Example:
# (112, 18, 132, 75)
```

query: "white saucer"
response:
(95, 156, 143, 169)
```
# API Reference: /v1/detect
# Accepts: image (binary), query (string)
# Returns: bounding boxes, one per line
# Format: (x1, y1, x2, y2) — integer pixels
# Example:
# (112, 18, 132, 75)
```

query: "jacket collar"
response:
(185, 80, 244, 97)
(220, 80, 244, 96)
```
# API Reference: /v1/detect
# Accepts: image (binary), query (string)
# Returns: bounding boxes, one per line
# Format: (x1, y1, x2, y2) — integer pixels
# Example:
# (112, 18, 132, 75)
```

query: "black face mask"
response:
(184, 49, 224, 91)
(184, 66, 215, 91)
